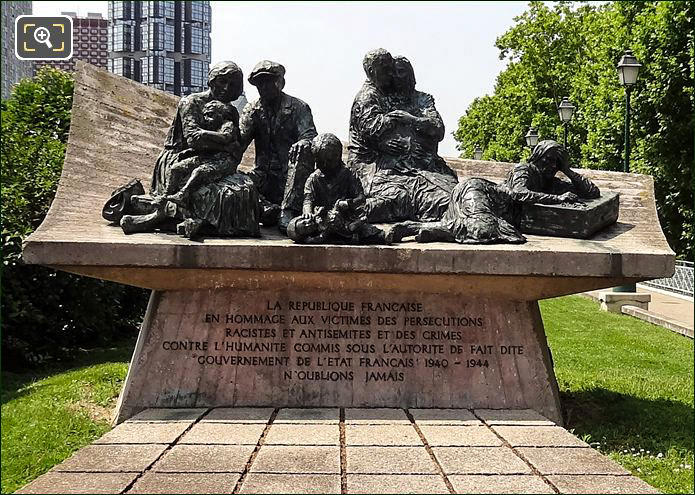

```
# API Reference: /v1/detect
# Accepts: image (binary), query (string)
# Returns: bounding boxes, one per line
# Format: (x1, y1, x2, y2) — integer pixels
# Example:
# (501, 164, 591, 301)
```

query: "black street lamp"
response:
(557, 97, 575, 148)
(614, 49, 642, 294)
(617, 49, 642, 173)
(473, 145, 483, 160)
(525, 127, 539, 148)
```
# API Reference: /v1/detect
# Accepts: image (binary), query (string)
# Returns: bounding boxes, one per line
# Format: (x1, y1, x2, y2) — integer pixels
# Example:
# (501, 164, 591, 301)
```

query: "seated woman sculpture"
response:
(110, 61, 260, 240)
(391, 140, 601, 244)
(348, 50, 458, 224)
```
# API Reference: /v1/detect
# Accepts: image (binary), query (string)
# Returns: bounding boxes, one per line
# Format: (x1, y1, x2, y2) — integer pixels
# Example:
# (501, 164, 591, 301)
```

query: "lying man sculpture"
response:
(391, 140, 602, 244)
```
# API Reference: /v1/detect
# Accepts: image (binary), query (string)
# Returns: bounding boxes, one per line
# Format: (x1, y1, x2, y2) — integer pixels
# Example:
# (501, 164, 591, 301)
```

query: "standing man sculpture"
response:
(239, 60, 318, 232)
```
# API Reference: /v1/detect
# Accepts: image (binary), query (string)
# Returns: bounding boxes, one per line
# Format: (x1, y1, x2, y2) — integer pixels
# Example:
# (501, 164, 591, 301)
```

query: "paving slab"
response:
(264, 424, 339, 445)
(347, 474, 449, 493)
(345, 408, 410, 424)
(16, 472, 139, 494)
(517, 447, 630, 475)
(128, 408, 208, 422)
(152, 444, 253, 473)
(240, 473, 341, 493)
(94, 421, 190, 444)
(433, 446, 532, 475)
(547, 474, 661, 493)
(274, 408, 339, 424)
(419, 425, 503, 447)
(492, 425, 589, 447)
(179, 422, 266, 445)
(250, 445, 340, 473)
(128, 472, 241, 493)
(409, 408, 481, 425)
(203, 407, 274, 423)
(448, 474, 555, 494)
(346, 446, 437, 474)
(474, 409, 556, 426)
(345, 424, 422, 446)
(52, 444, 166, 472)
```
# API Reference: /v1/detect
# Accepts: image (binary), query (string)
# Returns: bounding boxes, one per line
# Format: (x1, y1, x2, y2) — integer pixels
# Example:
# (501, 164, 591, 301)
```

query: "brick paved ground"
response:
(16, 408, 659, 494)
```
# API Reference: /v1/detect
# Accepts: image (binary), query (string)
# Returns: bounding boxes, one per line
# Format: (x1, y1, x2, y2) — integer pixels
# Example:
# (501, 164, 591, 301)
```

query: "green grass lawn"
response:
(1, 295, 693, 493)
(542, 296, 694, 494)
(1, 344, 133, 494)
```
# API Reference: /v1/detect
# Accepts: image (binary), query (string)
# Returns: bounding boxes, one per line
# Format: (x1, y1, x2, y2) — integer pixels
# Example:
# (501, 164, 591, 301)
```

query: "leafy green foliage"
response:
(454, 1, 694, 260)
(1, 68, 148, 369)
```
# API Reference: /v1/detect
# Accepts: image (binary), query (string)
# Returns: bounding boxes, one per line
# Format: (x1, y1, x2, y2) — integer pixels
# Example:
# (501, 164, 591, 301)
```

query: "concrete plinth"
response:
(114, 288, 562, 424)
(599, 292, 651, 313)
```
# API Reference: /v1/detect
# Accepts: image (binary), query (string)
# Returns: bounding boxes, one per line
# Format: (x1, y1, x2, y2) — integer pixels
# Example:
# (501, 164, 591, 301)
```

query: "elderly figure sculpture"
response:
(239, 60, 318, 232)
(348, 49, 458, 223)
(107, 61, 260, 239)
(391, 139, 601, 244)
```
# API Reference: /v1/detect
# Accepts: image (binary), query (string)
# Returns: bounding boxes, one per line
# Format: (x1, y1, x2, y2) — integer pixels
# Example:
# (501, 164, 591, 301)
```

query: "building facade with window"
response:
(2, 1, 32, 99)
(107, 1, 211, 95)
(33, 12, 109, 75)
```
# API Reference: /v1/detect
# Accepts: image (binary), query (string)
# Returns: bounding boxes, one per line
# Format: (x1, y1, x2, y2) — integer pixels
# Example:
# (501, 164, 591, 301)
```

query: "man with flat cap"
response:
(239, 60, 318, 232)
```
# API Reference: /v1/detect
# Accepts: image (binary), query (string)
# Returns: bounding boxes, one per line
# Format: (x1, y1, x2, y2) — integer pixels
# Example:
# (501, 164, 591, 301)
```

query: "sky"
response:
(32, 1, 530, 157)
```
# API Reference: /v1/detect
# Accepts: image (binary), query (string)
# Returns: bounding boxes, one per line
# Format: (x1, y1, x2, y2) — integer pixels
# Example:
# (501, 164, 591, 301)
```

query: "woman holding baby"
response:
(119, 61, 260, 239)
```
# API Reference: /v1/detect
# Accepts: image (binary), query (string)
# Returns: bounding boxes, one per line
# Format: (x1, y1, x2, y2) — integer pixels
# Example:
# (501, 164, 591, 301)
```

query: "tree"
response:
(454, 1, 694, 260)
(1, 68, 148, 368)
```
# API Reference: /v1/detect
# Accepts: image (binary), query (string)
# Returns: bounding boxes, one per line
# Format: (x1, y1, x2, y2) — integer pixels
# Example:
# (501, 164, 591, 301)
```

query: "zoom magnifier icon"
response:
(15, 15, 72, 60)
(34, 27, 52, 48)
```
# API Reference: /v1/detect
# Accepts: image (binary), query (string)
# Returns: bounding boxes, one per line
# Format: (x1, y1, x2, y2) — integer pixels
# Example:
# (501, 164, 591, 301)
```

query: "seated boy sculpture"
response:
(287, 133, 390, 245)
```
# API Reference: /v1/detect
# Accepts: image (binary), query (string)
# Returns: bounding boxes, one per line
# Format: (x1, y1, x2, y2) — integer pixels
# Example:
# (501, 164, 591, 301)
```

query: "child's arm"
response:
(302, 175, 317, 217)
(338, 170, 367, 211)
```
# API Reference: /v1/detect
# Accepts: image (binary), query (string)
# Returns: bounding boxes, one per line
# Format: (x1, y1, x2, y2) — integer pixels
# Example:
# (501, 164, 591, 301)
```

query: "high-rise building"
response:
(107, 1, 211, 96)
(33, 12, 108, 74)
(1, 1, 32, 99)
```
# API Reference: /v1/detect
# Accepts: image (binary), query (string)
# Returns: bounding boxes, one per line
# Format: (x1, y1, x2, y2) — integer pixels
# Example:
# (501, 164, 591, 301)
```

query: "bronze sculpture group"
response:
(103, 49, 608, 245)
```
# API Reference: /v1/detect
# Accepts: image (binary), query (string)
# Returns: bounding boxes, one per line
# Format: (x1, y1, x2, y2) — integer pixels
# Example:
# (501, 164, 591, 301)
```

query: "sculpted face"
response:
(315, 149, 340, 175)
(209, 71, 243, 103)
(294, 217, 317, 237)
(369, 55, 394, 93)
(311, 134, 343, 175)
(393, 57, 415, 94)
(255, 75, 283, 104)
(538, 151, 562, 179)
(203, 101, 225, 129)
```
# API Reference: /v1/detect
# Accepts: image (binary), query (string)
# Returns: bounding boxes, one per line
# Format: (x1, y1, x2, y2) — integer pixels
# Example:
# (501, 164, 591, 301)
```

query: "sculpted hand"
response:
(558, 192, 579, 203)
(387, 109, 417, 124)
(189, 129, 206, 144)
(336, 200, 350, 211)
(289, 139, 312, 164)
(300, 211, 313, 219)
(383, 136, 410, 155)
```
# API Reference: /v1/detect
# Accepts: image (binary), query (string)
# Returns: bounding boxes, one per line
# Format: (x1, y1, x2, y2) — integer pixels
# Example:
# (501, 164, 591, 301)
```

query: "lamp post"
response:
(473, 145, 483, 160)
(614, 49, 642, 293)
(617, 49, 642, 173)
(525, 127, 539, 149)
(557, 97, 575, 148)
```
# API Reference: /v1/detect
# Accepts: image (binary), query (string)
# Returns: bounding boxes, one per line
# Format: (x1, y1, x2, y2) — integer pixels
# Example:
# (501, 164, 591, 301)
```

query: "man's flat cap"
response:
(248, 60, 286, 84)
